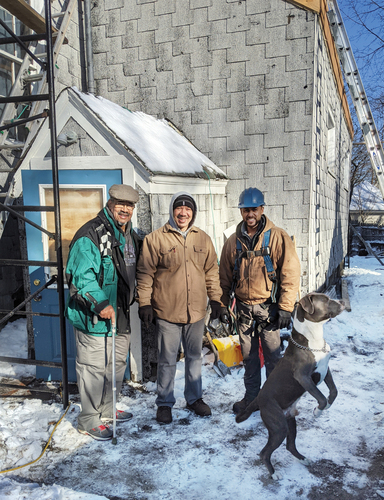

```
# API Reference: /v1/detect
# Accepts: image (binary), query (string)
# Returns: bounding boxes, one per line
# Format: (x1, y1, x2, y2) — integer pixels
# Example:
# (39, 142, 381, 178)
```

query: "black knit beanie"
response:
(173, 195, 195, 212)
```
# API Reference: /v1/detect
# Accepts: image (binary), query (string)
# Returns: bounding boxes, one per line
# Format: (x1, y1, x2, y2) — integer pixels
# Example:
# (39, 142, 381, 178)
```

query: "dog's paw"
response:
(299, 457, 312, 467)
(271, 471, 283, 481)
(313, 406, 323, 417)
(313, 402, 330, 417)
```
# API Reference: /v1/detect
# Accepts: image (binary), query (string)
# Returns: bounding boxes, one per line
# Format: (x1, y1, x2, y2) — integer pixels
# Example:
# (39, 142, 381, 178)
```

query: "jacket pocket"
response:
(159, 246, 182, 270)
(101, 256, 115, 285)
(262, 265, 273, 292)
(192, 245, 207, 267)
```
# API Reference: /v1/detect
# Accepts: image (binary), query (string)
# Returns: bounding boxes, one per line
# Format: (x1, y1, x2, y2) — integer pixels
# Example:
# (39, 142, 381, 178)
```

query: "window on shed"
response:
(41, 186, 106, 281)
(327, 110, 336, 176)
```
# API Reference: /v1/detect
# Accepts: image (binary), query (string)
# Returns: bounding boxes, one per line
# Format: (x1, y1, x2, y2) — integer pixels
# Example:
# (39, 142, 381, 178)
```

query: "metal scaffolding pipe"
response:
(44, 0, 69, 409)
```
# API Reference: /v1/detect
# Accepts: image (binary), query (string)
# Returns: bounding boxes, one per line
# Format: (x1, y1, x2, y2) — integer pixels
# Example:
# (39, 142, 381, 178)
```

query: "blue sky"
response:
(336, 0, 383, 100)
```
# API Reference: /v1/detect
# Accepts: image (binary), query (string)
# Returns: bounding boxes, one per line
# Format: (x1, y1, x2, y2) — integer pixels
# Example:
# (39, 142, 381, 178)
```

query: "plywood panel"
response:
(45, 187, 104, 271)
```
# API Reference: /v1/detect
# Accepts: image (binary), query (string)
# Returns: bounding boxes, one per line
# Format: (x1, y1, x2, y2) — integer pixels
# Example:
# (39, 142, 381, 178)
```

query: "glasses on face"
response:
(114, 201, 135, 210)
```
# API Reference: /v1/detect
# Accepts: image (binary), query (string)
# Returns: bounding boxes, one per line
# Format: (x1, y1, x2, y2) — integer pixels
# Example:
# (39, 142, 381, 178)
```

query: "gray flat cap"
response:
(109, 184, 139, 204)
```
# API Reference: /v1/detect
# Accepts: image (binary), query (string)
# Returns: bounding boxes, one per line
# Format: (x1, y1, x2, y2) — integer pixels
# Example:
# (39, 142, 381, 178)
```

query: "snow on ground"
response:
(0, 256, 384, 499)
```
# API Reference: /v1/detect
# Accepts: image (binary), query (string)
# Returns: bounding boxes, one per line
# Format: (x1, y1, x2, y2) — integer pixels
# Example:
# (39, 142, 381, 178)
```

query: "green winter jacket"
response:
(65, 207, 142, 336)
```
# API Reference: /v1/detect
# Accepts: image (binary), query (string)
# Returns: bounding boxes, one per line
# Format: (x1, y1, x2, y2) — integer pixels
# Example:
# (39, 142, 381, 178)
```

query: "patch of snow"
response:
(73, 88, 226, 179)
(0, 256, 383, 499)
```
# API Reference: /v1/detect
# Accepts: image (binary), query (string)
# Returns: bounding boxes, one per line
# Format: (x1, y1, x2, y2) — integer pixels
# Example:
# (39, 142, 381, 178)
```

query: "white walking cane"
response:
(111, 321, 117, 445)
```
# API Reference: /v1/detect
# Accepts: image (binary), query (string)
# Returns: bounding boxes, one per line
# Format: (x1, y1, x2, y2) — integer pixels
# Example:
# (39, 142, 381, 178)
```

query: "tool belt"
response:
(236, 300, 279, 335)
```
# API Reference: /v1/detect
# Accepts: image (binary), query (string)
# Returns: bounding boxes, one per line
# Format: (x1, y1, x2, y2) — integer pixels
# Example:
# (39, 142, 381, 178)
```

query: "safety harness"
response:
(230, 229, 278, 303)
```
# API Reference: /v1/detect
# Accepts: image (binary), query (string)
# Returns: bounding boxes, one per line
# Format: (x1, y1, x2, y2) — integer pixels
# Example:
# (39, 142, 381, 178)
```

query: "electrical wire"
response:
(0, 402, 71, 474)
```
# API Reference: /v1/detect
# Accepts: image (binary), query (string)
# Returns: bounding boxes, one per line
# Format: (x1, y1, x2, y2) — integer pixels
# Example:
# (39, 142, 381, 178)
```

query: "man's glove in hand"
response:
(139, 305, 154, 328)
(277, 309, 292, 330)
(210, 301, 229, 323)
(220, 309, 229, 324)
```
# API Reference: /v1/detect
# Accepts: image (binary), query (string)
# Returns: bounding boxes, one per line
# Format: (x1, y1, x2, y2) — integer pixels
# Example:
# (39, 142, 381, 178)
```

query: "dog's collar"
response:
(289, 335, 329, 353)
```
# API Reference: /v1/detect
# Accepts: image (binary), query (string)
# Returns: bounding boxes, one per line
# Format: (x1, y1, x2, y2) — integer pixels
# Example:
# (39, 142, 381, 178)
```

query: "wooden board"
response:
(0, 0, 57, 34)
(287, 0, 321, 14)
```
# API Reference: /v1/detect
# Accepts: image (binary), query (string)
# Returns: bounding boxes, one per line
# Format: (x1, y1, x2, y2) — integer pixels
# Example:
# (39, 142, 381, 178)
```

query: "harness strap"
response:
(229, 237, 242, 298)
(232, 230, 278, 303)
(241, 248, 270, 258)
(261, 230, 278, 303)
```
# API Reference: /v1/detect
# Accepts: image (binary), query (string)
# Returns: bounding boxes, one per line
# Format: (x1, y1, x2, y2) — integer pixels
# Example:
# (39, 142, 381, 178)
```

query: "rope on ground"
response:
(0, 402, 71, 474)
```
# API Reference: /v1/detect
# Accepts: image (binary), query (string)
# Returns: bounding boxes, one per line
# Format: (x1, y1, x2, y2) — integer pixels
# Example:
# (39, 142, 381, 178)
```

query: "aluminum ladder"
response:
(327, 0, 384, 201)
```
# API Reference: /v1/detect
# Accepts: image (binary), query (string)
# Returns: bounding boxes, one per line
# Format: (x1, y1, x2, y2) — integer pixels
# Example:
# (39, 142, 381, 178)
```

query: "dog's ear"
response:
(299, 294, 315, 314)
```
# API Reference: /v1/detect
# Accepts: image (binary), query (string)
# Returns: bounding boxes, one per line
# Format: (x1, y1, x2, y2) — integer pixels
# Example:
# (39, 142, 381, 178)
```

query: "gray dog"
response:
(236, 292, 345, 479)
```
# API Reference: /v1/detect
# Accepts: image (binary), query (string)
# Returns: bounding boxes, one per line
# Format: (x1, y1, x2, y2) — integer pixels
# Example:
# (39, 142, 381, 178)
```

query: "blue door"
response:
(22, 169, 123, 381)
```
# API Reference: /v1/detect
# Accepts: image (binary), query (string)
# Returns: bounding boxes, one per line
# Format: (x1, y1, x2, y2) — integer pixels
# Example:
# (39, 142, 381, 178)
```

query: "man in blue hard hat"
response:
(219, 187, 300, 414)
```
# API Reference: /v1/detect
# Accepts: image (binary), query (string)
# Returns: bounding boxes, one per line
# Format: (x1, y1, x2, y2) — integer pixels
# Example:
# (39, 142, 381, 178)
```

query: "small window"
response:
(40, 185, 106, 281)
(327, 111, 336, 176)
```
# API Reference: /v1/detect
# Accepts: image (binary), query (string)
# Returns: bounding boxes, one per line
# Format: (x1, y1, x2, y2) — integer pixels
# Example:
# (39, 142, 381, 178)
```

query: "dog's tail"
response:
(235, 398, 259, 423)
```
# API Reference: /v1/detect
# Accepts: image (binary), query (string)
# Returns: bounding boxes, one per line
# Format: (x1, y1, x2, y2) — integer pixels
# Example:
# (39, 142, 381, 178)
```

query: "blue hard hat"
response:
(238, 187, 265, 208)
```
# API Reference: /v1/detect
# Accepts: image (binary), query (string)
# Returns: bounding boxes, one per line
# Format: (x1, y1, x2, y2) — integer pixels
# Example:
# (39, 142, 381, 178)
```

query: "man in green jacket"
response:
(65, 184, 142, 440)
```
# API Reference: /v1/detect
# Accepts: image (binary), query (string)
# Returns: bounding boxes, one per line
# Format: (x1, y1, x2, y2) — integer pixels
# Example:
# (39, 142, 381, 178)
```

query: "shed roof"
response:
(73, 88, 226, 180)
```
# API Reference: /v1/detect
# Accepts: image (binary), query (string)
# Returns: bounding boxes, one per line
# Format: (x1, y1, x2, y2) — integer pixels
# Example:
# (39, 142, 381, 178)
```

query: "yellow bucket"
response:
(212, 335, 243, 367)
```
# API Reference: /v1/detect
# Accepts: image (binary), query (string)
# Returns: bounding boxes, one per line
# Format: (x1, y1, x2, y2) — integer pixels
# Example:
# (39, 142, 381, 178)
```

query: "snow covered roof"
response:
(73, 87, 226, 179)
(350, 181, 384, 211)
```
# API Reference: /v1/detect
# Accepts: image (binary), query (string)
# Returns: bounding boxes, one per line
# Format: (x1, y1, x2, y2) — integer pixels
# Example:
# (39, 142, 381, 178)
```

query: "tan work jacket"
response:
(137, 223, 222, 324)
(219, 216, 300, 312)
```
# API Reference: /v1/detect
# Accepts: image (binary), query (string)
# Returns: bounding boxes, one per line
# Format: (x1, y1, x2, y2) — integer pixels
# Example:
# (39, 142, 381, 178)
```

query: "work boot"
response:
(232, 397, 252, 415)
(186, 398, 212, 417)
(156, 406, 172, 424)
(78, 424, 113, 441)
(101, 410, 133, 423)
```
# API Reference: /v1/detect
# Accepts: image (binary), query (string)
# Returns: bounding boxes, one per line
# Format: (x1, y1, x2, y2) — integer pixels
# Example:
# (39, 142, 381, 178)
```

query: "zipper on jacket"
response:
(85, 292, 98, 306)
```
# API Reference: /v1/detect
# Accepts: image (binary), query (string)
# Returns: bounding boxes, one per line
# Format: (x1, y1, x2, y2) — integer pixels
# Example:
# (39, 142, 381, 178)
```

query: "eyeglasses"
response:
(114, 201, 135, 210)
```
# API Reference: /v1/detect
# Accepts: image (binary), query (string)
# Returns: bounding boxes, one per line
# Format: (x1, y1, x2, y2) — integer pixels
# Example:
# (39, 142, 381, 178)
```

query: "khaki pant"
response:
(74, 328, 130, 431)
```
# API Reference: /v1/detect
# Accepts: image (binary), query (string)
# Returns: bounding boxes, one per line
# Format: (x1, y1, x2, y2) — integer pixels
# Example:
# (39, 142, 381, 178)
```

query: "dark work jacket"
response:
(65, 207, 142, 336)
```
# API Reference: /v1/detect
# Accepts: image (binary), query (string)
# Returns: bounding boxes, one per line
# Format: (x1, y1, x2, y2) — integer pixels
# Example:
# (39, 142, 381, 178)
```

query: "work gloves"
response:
(210, 301, 229, 324)
(276, 309, 292, 330)
(138, 305, 154, 328)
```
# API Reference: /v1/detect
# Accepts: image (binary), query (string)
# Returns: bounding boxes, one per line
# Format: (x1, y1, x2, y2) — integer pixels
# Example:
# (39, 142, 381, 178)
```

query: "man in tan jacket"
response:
(220, 187, 300, 415)
(136, 192, 226, 424)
